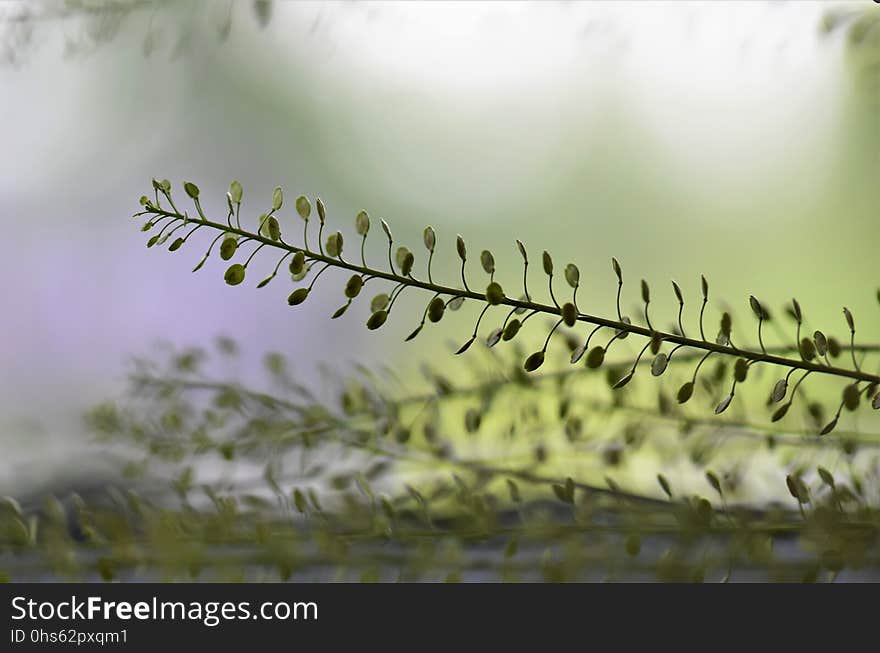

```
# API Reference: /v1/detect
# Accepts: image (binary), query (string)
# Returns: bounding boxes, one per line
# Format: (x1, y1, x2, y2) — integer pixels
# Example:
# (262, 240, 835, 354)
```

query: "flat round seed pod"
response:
(428, 297, 445, 322)
(486, 282, 505, 306)
(524, 351, 545, 372)
(502, 319, 521, 341)
(224, 263, 245, 286)
(287, 288, 309, 305)
(561, 302, 577, 327)
(586, 346, 605, 369)
(220, 237, 238, 261)
(289, 251, 306, 275)
(366, 310, 388, 330)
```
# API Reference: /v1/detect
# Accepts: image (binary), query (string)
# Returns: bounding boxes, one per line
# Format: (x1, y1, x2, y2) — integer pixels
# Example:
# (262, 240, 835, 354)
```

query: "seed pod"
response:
(220, 236, 238, 260)
(720, 312, 732, 340)
(486, 327, 503, 348)
(677, 381, 694, 404)
(229, 180, 243, 203)
(561, 302, 577, 327)
(542, 251, 553, 275)
(564, 264, 579, 288)
(287, 288, 309, 305)
(326, 231, 343, 257)
(316, 198, 326, 224)
(354, 210, 370, 236)
(672, 280, 683, 304)
(651, 353, 668, 376)
(843, 384, 860, 411)
(827, 337, 842, 358)
(486, 282, 505, 306)
(612, 257, 622, 282)
(455, 336, 476, 354)
(428, 297, 445, 322)
(371, 293, 390, 312)
(749, 295, 763, 319)
(263, 216, 279, 241)
(734, 358, 748, 382)
(650, 332, 662, 354)
(791, 298, 802, 323)
(524, 351, 545, 372)
(771, 403, 790, 422)
(701, 274, 708, 299)
(516, 239, 528, 263)
(502, 318, 521, 341)
(641, 279, 650, 303)
(818, 467, 835, 487)
(770, 377, 787, 403)
(422, 226, 435, 252)
(706, 471, 722, 495)
(480, 250, 495, 275)
(224, 263, 245, 286)
(366, 310, 388, 330)
(800, 337, 816, 361)
(612, 371, 634, 389)
(715, 393, 734, 414)
(586, 346, 605, 369)
(345, 275, 363, 299)
(872, 392, 880, 409)
(272, 186, 283, 211)
(289, 250, 306, 275)
(395, 247, 414, 276)
(843, 307, 855, 332)
(448, 296, 465, 311)
(296, 196, 311, 220)
(184, 181, 199, 199)
(169, 237, 184, 252)
(456, 235, 467, 261)
(331, 303, 349, 319)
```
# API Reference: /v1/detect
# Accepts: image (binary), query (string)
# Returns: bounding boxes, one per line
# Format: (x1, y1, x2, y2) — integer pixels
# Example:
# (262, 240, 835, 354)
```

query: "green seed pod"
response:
(289, 250, 306, 275)
(266, 216, 281, 241)
(295, 195, 311, 220)
(147, 235, 159, 248)
(480, 250, 495, 275)
(326, 231, 343, 257)
(542, 250, 553, 275)
(287, 288, 310, 305)
(843, 384, 860, 411)
(749, 295, 763, 319)
(734, 358, 748, 382)
(586, 346, 605, 369)
(380, 219, 392, 241)
(715, 393, 734, 414)
(395, 247, 414, 275)
(351, 211, 368, 237)
(650, 332, 662, 354)
(371, 293, 390, 313)
(871, 392, 880, 410)
(564, 263, 579, 289)
(448, 296, 465, 311)
(229, 180, 243, 203)
(720, 312, 732, 340)
(827, 337, 842, 358)
(366, 310, 388, 330)
(651, 353, 668, 376)
(516, 239, 528, 263)
(502, 318, 521, 341)
(486, 327, 503, 347)
(818, 467, 835, 487)
(224, 263, 245, 286)
(561, 302, 577, 327)
(771, 403, 790, 422)
(486, 282, 505, 306)
(524, 351, 545, 372)
(272, 186, 283, 211)
(843, 306, 855, 332)
(345, 275, 363, 299)
(813, 330, 828, 356)
(169, 237, 184, 251)
(428, 297, 445, 322)
(456, 235, 467, 261)
(612, 371, 634, 389)
(677, 381, 694, 404)
(799, 337, 816, 361)
(701, 274, 708, 299)
(184, 181, 200, 199)
(641, 279, 650, 303)
(612, 257, 622, 282)
(672, 280, 683, 304)
(316, 198, 326, 224)
(419, 226, 435, 252)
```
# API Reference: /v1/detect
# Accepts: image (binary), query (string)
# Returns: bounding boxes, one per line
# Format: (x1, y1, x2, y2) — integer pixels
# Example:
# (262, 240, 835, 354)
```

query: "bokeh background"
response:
(1, 1, 878, 500)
